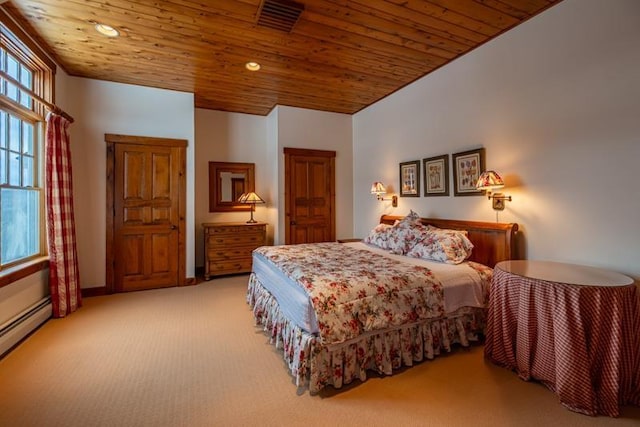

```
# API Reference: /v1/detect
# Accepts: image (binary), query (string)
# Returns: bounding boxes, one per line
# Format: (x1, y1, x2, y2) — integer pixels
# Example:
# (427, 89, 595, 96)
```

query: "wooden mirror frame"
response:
(208, 162, 255, 212)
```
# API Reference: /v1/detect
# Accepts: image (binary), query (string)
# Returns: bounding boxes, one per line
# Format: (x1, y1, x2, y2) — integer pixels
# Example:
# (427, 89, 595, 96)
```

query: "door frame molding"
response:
(105, 133, 187, 293)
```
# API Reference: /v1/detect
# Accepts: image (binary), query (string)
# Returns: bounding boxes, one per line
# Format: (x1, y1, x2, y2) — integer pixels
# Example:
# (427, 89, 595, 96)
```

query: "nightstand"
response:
(203, 222, 267, 279)
(337, 238, 362, 243)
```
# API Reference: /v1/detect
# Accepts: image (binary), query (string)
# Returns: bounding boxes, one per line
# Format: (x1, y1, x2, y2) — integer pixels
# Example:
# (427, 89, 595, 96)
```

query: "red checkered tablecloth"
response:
(485, 265, 640, 417)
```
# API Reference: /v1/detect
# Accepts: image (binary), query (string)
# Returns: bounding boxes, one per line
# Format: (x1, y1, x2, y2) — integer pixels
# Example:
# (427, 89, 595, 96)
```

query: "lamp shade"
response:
(370, 182, 386, 195)
(476, 170, 505, 190)
(238, 191, 265, 204)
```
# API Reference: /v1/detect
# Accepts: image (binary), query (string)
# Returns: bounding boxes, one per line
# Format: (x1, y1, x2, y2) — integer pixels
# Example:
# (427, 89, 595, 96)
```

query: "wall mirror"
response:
(209, 162, 255, 212)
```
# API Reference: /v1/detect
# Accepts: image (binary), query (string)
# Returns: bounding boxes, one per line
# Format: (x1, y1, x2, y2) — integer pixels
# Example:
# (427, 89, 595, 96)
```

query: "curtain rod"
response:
(0, 70, 74, 123)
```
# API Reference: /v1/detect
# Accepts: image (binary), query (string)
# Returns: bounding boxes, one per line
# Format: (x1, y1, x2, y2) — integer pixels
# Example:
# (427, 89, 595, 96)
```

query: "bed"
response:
(247, 214, 519, 393)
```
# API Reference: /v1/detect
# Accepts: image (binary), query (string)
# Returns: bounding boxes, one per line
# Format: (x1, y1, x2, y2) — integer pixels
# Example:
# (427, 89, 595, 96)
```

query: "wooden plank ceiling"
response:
(3, 0, 563, 116)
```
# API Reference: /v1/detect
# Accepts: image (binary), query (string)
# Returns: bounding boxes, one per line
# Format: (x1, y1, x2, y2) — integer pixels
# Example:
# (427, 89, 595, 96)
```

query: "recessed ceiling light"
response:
(95, 23, 119, 37)
(245, 61, 261, 71)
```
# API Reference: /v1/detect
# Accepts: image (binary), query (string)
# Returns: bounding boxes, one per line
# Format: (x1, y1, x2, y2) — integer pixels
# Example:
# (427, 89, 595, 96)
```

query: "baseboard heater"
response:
(0, 297, 52, 357)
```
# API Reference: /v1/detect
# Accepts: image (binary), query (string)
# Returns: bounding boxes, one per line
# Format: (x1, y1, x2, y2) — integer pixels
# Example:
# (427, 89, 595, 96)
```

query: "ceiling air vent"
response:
(256, 0, 304, 33)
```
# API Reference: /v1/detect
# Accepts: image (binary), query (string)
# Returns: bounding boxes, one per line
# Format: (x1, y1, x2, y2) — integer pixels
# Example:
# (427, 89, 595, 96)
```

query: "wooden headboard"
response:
(379, 215, 519, 268)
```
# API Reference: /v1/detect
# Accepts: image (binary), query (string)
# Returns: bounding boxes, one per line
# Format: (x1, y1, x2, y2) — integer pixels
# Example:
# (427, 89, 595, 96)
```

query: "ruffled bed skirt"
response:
(247, 273, 486, 393)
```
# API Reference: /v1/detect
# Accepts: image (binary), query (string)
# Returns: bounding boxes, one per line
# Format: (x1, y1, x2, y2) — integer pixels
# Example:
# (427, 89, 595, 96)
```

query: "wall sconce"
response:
(238, 191, 265, 223)
(476, 171, 512, 211)
(370, 182, 398, 207)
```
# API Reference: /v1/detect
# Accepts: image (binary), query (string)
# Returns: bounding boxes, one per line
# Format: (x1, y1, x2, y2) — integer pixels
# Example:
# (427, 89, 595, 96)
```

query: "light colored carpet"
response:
(0, 275, 638, 427)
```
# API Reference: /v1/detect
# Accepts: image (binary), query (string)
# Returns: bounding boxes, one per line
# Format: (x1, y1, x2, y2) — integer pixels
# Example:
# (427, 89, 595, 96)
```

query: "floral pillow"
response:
(406, 228, 474, 264)
(363, 223, 395, 250)
(388, 224, 429, 255)
(430, 227, 474, 254)
(364, 211, 423, 252)
(393, 210, 422, 229)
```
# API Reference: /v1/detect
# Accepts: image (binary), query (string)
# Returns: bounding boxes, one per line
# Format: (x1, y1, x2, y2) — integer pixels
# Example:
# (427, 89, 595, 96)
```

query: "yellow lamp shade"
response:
(370, 182, 386, 195)
(476, 170, 505, 190)
(239, 192, 264, 204)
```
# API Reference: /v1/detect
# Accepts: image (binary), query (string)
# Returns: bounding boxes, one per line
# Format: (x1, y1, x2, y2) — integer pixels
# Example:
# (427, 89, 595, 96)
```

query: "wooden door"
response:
(284, 148, 336, 244)
(106, 134, 186, 293)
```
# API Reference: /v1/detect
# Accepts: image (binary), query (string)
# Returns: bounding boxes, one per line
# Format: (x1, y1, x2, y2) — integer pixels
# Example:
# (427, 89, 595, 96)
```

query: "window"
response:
(0, 18, 54, 272)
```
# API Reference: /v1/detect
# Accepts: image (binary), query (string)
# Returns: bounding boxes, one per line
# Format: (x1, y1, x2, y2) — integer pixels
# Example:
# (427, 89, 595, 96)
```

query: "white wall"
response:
(194, 109, 272, 267)
(65, 78, 195, 288)
(265, 107, 280, 242)
(275, 106, 354, 244)
(353, 0, 640, 278)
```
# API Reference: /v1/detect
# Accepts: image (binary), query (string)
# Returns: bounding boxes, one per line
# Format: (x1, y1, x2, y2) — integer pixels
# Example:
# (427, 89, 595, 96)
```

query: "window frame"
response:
(0, 109, 45, 269)
(0, 10, 55, 284)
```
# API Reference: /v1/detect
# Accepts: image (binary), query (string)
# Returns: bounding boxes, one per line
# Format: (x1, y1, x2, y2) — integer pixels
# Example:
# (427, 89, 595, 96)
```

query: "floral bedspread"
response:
(253, 242, 445, 346)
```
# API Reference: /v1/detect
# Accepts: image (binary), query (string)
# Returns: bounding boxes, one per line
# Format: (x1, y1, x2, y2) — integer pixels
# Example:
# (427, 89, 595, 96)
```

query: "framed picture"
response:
(452, 148, 485, 196)
(423, 155, 449, 197)
(399, 160, 420, 197)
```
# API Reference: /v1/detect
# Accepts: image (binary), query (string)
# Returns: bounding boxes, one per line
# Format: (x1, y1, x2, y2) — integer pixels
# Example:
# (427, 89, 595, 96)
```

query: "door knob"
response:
(290, 220, 296, 225)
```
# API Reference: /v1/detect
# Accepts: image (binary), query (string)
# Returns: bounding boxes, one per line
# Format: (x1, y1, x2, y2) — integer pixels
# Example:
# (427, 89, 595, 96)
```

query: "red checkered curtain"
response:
(45, 112, 81, 317)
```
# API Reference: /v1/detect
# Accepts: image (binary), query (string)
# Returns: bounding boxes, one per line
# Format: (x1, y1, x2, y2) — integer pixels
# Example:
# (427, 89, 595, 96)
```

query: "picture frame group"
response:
(399, 147, 485, 198)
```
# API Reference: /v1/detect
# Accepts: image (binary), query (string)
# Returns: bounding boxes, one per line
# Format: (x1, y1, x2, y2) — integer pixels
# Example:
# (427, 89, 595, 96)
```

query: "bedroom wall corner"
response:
(194, 109, 271, 267)
(265, 107, 280, 245)
(274, 106, 353, 244)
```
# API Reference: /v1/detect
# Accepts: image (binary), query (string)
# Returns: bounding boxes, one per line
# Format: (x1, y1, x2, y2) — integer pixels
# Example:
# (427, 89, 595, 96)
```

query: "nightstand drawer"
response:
(207, 246, 256, 261)
(208, 225, 266, 235)
(207, 234, 264, 247)
(207, 259, 253, 274)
